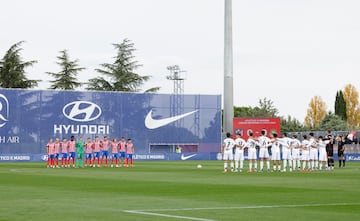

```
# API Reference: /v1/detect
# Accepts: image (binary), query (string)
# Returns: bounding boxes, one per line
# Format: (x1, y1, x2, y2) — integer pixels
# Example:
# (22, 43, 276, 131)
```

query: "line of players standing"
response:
(221, 130, 346, 173)
(46, 135, 135, 168)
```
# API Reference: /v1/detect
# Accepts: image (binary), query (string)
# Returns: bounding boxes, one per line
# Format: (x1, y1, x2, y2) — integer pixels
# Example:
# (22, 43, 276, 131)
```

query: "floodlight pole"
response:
(224, 0, 234, 134)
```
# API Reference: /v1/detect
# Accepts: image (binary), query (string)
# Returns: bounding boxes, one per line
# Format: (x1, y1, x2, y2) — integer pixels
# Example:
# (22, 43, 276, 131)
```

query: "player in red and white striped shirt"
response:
(93, 136, 101, 167)
(54, 138, 60, 168)
(110, 138, 119, 167)
(60, 138, 69, 168)
(118, 136, 127, 167)
(85, 137, 94, 167)
(125, 138, 135, 167)
(101, 136, 110, 167)
(46, 138, 55, 168)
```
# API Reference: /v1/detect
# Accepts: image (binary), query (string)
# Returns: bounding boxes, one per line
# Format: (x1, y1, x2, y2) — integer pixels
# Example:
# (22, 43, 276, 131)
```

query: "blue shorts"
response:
(69, 152, 76, 159)
(49, 154, 55, 159)
(86, 153, 93, 159)
(119, 152, 126, 158)
(102, 151, 109, 157)
(55, 153, 59, 159)
(94, 152, 100, 158)
(62, 153, 68, 159)
(112, 153, 118, 159)
(127, 154, 133, 159)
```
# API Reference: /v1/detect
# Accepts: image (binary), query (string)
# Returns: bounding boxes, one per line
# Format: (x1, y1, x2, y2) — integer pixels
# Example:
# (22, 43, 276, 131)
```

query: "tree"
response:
(0, 41, 39, 88)
(334, 90, 347, 121)
(280, 115, 307, 132)
(318, 112, 348, 131)
(342, 84, 360, 129)
(234, 98, 278, 118)
(87, 39, 160, 92)
(304, 95, 327, 129)
(46, 50, 84, 90)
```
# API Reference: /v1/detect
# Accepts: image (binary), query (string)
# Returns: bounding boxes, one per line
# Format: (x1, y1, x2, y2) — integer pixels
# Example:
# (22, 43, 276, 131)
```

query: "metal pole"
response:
(224, 0, 234, 134)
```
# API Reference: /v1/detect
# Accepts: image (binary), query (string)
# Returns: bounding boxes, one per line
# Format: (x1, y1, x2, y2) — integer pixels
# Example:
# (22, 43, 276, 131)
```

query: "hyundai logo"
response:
(0, 94, 9, 128)
(63, 101, 102, 122)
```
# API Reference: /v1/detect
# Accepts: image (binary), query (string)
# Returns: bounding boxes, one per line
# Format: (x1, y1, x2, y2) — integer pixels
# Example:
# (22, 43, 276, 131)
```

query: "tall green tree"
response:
(0, 41, 39, 88)
(334, 90, 347, 121)
(46, 50, 84, 90)
(87, 39, 159, 92)
(318, 112, 348, 131)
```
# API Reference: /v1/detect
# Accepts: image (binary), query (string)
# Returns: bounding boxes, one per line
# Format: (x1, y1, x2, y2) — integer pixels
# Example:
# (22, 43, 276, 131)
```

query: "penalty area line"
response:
(127, 202, 360, 212)
(123, 210, 216, 221)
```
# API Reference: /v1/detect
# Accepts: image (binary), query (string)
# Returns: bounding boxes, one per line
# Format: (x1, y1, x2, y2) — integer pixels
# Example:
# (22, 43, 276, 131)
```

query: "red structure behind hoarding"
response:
(233, 118, 281, 139)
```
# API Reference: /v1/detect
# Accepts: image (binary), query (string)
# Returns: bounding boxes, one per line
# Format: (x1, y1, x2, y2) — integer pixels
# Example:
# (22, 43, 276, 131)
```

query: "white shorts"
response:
(247, 148, 257, 160)
(282, 148, 292, 160)
(301, 150, 309, 161)
(318, 149, 327, 161)
(259, 148, 269, 159)
(271, 151, 281, 161)
(309, 148, 318, 160)
(223, 151, 234, 161)
(234, 149, 244, 161)
(292, 149, 300, 160)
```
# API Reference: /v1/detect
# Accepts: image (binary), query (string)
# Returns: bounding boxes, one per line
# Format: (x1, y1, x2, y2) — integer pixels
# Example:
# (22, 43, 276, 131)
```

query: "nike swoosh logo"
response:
(145, 109, 198, 129)
(181, 154, 197, 160)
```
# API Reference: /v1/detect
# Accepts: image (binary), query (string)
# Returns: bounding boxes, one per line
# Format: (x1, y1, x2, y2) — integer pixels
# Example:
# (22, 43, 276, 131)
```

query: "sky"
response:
(1, 0, 360, 122)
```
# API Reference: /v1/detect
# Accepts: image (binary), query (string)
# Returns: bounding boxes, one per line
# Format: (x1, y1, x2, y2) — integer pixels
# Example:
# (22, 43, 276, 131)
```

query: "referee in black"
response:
(336, 135, 347, 168)
(324, 130, 335, 170)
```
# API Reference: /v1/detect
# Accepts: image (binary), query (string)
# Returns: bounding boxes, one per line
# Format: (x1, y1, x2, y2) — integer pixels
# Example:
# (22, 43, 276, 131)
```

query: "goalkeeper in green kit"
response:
(76, 137, 85, 168)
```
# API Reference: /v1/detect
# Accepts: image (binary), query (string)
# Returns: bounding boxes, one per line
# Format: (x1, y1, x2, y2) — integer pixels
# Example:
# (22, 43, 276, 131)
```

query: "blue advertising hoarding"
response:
(0, 89, 222, 161)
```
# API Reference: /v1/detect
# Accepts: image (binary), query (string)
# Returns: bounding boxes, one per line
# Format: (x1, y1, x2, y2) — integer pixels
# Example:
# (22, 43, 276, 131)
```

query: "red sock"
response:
(130, 159, 133, 165)
(56, 159, 58, 166)
(125, 158, 128, 165)
(106, 158, 108, 165)
(72, 158, 75, 165)
(98, 158, 100, 165)
(51, 158, 54, 166)
(116, 159, 118, 164)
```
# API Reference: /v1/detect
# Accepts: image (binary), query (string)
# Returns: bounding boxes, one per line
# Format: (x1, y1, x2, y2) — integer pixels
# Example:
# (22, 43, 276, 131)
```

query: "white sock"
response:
(249, 162, 253, 170)
(230, 162, 234, 169)
(273, 165, 276, 170)
(224, 162, 227, 170)
(266, 161, 270, 169)
(315, 161, 319, 169)
(260, 161, 264, 170)
(278, 165, 281, 170)
(235, 161, 239, 169)
(254, 162, 257, 170)
(283, 160, 287, 170)
(240, 160, 243, 169)
(288, 160, 292, 169)
(311, 161, 314, 169)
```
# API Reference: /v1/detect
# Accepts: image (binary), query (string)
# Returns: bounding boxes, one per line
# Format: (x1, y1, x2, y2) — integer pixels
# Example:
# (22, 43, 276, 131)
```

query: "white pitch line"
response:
(123, 210, 215, 221)
(127, 202, 360, 212)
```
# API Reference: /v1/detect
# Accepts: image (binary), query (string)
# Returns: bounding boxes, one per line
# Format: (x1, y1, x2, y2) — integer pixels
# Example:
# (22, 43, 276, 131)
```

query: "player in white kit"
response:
(291, 134, 301, 171)
(277, 133, 293, 172)
(245, 132, 259, 173)
(270, 133, 282, 172)
(317, 136, 329, 171)
(258, 130, 271, 172)
(301, 134, 311, 172)
(308, 132, 319, 171)
(234, 133, 246, 172)
(221, 132, 235, 173)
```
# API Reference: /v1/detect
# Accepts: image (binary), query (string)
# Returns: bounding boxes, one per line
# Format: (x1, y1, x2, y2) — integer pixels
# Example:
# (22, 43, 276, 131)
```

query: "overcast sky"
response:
(1, 0, 360, 122)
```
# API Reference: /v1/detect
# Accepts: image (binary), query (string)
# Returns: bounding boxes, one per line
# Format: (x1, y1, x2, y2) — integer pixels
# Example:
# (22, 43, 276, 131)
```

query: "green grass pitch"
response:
(0, 161, 359, 221)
